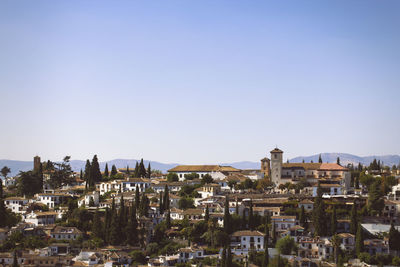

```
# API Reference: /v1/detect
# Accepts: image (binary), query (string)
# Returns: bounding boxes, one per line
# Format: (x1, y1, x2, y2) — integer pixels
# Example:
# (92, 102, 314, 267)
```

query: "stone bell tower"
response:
(270, 148, 283, 185)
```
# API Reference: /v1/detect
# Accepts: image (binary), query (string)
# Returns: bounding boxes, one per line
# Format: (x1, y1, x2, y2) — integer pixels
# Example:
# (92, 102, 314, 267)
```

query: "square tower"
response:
(270, 148, 283, 185)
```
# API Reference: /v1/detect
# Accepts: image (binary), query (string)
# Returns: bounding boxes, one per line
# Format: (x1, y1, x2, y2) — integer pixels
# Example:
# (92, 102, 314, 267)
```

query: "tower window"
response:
(274, 154, 277, 159)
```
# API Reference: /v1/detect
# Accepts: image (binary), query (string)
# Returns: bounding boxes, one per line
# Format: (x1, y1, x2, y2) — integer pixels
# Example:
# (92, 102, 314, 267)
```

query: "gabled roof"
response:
(270, 148, 283, 153)
(232, 230, 264, 237)
(168, 165, 240, 173)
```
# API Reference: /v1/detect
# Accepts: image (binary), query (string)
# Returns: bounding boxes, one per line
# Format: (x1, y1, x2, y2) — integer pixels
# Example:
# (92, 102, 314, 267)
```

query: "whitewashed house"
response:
(230, 230, 265, 256)
(178, 247, 204, 263)
(24, 211, 57, 226)
(78, 191, 99, 207)
(4, 197, 29, 214)
(168, 165, 241, 181)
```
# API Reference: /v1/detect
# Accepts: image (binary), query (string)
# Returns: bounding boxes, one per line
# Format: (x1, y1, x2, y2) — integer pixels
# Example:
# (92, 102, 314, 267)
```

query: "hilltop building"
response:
(263, 148, 351, 192)
(167, 165, 241, 181)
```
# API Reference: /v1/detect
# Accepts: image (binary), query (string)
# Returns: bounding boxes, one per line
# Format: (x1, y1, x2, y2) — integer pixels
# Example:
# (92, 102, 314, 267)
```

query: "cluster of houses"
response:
(1, 148, 400, 266)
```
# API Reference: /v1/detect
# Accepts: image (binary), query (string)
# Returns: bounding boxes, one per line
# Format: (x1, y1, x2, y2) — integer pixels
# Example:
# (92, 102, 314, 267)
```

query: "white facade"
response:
(38, 193, 67, 208)
(4, 197, 29, 214)
(272, 216, 297, 231)
(230, 230, 265, 256)
(24, 211, 57, 226)
(78, 191, 99, 207)
(178, 247, 204, 263)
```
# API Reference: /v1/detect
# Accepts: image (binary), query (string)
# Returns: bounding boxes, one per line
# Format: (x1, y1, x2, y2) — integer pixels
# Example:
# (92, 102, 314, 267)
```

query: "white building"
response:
(121, 178, 151, 193)
(78, 191, 99, 207)
(230, 230, 265, 256)
(178, 247, 204, 263)
(24, 211, 57, 226)
(4, 197, 29, 214)
(50, 226, 82, 240)
(197, 184, 221, 199)
(167, 165, 241, 181)
(3, 177, 17, 187)
(37, 193, 68, 208)
(271, 216, 297, 232)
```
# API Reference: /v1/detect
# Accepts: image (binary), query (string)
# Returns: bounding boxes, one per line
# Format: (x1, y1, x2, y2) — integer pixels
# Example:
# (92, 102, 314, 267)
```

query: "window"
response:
(274, 154, 277, 159)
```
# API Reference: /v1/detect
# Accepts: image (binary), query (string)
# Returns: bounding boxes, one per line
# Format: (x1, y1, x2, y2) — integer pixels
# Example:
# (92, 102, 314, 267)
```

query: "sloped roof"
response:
(270, 148, 283, 153)
(232, 230, 264, 237)
(168, 165, 240, 173)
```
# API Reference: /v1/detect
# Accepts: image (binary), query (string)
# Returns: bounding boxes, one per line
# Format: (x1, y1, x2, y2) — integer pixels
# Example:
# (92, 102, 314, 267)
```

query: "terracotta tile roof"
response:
(282, 163, 322, 170)
(168, 165, 240, 173)
(319, 163, 348, 171)
(232, 230, 264, 237)
(270, 148, 283, 153)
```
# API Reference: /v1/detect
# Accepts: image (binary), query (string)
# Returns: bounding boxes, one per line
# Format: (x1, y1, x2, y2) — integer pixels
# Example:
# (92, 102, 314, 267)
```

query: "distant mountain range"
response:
(1, 153, 399, 177)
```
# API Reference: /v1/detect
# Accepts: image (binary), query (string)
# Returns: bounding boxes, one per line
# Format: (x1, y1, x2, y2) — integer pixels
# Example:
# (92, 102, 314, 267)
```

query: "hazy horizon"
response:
(1, 1, 399, 164)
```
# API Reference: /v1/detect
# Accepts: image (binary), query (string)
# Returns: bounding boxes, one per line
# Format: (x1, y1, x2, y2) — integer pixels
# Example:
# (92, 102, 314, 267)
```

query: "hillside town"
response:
(1, 148, 400, 267)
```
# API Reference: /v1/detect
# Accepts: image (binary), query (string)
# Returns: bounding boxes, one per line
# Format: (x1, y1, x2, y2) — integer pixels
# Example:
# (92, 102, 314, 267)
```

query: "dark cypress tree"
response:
(223, 197, 231, 234)
(104, 163, 109, 178)
(249, 199, 254, 230)
(126, 204, 138, 246)
(126, 165, 130, 176)
(109, 215, 121, 245)
(313, 182, 327, 236)
(92, 210, 103, 239)
(139, 193, 149, 217)
(235, 199, 239, 215)
(119, 195, 126, 230)
(134, 162, 139, 178)
(241, 209, 247, 229)
(110, 165, 118, 177)
(318, 154, 323, 163)
(166, 210, 171, 229)
(84, 160, 91, 188)
(331, 205, 337, 235)
(135, 185, 140, 207)
(0, 178, 3, 199)
(299, 206, 306, 228)
(350, 201, 358, 235)
(221, 246, 226, 267)
(355, 223, 364, 256)
(0, 186, 7, 227)
(337, 157, 341, 165)
(147, 163, 151, 178)
(226, 247, 232, 267)
(163, 185, 170, 211)
(262, 225, 269, 267)
(90, 155, 102, 187)
(104, 207, 111, 243)
(159, 191, 164, 214)
(12, 251, 18, 267)
(205, 205, 209, 222)
(271, 222, 277, 245)
(139, 159, 146, 177)
(389, 223, 400, 252)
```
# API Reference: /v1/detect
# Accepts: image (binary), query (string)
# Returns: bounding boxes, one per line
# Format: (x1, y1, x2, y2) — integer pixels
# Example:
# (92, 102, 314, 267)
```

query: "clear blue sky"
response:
(0, 0, 399, 163)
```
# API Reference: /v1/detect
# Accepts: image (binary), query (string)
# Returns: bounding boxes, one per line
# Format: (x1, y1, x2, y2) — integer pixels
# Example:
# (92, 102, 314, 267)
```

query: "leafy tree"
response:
(110, 164, 118, 176)
(275, 236, 297, 255)
(184, 172, 199, 180)
(356, 223, 364, 256)
(104, 163, 109, 178)
(17, 171, 42, 197)
(201, 174, 214, 184)
(368, 180, 384, 215)
(178, 197, 194, 210)
(1, 166, 11, 180)
(167, 172, 179, 182)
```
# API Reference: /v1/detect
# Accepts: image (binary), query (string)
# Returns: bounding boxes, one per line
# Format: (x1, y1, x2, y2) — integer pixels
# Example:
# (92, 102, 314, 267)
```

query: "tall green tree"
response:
(17, 171, 42, 197)
(318, 154, 323, 163)
(134, 162, 139, 177)
(109, 215, 121, 245)
(205, 205, 209, 222)
(166, 210, 171, 229)
(226, 247, 232, 267)
(355, 223, 364, 256)
(1, 166, 11, 180)
(241, 209, 247, 229)
(119, 195, 126, 229)
(221, 246, 226, 267)
(337, 157, 341, 165)
(48, 156, 74, 188)
(313, 182, 327, 236)
(299, 206, 306, 228)
(89, 155, 102, 187)
(104, 163, 109, 178)
(159, 191, 164, 214)
(0, 176, 3, 199)
(92, 210, 103, 239)
(368, 180, 384, 215)
(350, 201, 358, 234)
(139, 193, 149, 217)
(249, 199, 254, 230)
(126, 204, 138, 246)
(110, 165, 118, 176)
(84, 160, 91, 187)
(223, 197, 231, 234)
(139, 159, 146, 177)
(12, 251, 18, 267)
(163, 185, 170, 211)
(147, 163, 151, 178)
(331, 205, 337, 235)
(389, 223, 400, 252)
(135, 185, 140, 207)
